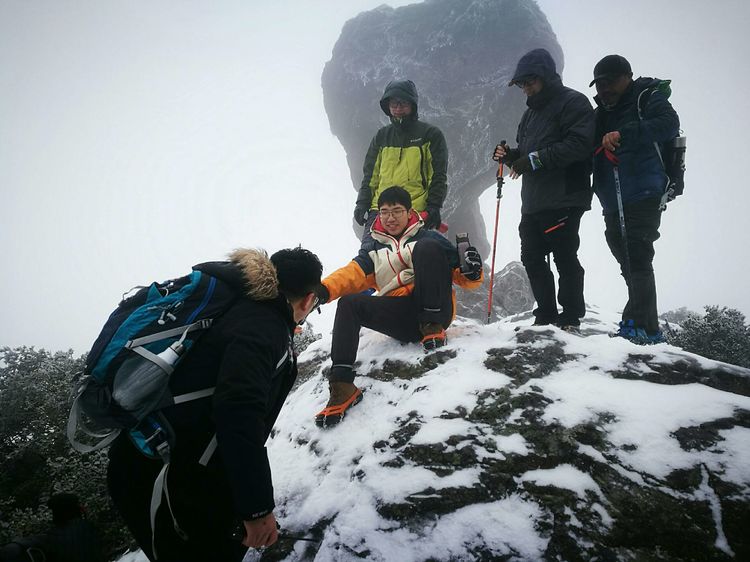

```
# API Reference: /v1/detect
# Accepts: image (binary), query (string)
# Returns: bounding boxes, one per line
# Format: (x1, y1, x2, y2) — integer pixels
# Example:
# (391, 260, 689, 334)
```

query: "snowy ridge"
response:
(266, 307, 750, 561)
(120, 308, 750, 561)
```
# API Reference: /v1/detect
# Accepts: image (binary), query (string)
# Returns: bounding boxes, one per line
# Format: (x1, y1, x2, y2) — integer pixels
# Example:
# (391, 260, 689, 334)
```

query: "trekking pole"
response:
(487, 140, 507, 324)
(279, 532, 321, 543)
(596, 146, 632, 289)
(232, 522, 321, 545)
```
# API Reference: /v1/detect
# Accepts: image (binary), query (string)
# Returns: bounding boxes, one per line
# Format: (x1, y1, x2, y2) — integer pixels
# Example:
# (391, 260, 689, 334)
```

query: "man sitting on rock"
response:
(314, 186, 483, 428)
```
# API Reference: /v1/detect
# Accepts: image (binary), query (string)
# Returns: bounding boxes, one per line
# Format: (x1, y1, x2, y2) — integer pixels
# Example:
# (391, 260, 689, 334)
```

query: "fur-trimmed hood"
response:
(193, 249, 279, 301)
(227, 248, 279, 300)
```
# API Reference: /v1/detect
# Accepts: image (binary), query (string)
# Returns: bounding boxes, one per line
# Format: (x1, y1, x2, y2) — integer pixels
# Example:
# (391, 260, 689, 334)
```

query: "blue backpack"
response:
(67, 268, 237, 458)
(67, 268, 240, 557)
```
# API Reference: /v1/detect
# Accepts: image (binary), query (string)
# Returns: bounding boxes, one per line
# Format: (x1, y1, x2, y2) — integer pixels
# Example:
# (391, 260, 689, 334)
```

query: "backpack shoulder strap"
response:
(636, 79, 672, 120)
(636, 81, 675, 209)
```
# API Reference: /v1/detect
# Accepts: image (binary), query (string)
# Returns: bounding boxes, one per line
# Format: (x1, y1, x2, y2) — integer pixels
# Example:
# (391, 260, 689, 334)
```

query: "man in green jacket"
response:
(354, 80, 448, 239)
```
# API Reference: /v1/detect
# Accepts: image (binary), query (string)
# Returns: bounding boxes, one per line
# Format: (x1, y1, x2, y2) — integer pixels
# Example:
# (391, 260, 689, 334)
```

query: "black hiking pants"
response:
(604, 196, 662, 333)
(519, 207, 586, 325)
(329, 238, 454, 383)
(107, 435, 247, 562)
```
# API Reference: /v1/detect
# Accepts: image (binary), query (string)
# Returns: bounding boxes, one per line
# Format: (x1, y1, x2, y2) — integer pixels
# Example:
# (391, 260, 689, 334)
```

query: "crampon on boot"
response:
(315, 382, 363, 428)
(420, 322, 447, 351)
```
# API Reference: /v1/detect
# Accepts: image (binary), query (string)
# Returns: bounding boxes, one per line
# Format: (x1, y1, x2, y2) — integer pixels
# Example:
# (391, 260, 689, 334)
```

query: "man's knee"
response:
(413, 238, 444, 262)
(337, 293, 366, 316)
(553, 255, 584, 276)
(520, 246, 547, 271)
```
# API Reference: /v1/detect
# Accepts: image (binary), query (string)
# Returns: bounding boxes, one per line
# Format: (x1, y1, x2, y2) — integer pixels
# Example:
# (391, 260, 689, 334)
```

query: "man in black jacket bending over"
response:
(107, 247, 322, 562)
(494, 48, 595, 330)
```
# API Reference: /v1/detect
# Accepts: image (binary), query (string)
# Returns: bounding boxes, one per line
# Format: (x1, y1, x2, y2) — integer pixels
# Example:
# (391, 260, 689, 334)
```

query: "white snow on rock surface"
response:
(117, 309, 750, 561)
(262, 310, 750, 560)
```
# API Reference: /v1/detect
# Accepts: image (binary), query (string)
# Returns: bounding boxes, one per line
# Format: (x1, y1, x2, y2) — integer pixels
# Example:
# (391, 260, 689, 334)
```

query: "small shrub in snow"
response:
(667, 306, 750, 368)
(0, 346, 133, 556)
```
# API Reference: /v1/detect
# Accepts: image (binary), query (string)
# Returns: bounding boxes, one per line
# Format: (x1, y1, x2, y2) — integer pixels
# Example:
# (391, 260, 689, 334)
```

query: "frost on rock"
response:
(266, 310, 750, 561)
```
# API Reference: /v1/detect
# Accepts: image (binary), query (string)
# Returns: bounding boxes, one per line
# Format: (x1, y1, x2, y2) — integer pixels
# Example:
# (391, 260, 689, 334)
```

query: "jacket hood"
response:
(194, 249, 279, 301)
(509, 48, 560, 86)
(228, 248, 279, 300)
(379, 79, 419, 118)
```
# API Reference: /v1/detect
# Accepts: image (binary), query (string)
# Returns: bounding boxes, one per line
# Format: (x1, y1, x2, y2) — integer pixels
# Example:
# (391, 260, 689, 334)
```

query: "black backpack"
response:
(637, 80, 686, 207)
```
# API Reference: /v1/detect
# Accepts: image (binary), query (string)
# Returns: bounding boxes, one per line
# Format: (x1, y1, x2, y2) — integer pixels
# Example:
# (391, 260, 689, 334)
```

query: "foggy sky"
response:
(1, 0, 749, 353)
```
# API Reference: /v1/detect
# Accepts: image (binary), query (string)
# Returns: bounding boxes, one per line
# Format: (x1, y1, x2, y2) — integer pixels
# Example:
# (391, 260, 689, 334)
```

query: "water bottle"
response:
(112, 341, 184, 418)
(665, 136, 686, 198)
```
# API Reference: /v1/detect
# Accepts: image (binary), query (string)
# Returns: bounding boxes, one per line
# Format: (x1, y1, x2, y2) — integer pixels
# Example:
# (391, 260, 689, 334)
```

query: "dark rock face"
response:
(456, 260, 534, 321)
(322, 0, 563, 259)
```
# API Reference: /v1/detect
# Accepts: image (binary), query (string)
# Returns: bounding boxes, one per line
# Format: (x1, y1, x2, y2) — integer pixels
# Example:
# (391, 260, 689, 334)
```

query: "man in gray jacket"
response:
(494, 48, 595, 329)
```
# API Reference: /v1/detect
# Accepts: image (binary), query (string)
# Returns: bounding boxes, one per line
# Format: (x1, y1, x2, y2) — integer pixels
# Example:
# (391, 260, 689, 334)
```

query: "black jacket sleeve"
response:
(425, 126, 449, 209)
(212, 310, 288, 520)
(538, 93, 595, 170)
(357, 133, 381, 210)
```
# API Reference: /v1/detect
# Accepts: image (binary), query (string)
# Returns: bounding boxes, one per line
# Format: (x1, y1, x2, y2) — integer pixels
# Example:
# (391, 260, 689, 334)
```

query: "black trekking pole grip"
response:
(496, 140, 507, 197)
(232, 521, 321, 545)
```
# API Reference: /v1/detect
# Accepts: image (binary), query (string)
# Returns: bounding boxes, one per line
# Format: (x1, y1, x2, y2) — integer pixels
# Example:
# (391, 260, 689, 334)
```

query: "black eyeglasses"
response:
(515, 77, 538, 88)
(388, 99, 410, 109)
(379, 208, 407, 219)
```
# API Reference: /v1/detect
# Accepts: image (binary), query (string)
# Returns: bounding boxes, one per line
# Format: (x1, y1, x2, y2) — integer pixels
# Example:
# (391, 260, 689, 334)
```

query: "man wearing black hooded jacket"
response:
(354, 79, 448, 239)
(494, 48, 595, 329)
(106, 247, 322, 562)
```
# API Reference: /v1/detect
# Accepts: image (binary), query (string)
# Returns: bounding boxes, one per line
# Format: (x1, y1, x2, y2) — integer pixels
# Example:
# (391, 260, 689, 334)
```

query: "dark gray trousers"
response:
(604, 196, 662, 333)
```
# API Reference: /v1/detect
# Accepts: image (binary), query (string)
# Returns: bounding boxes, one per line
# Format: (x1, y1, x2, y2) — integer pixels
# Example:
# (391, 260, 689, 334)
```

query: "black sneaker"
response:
(555, 319, 580, 333)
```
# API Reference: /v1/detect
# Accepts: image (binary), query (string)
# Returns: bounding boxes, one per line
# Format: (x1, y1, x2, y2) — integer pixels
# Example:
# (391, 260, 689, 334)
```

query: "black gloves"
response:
(353, 204, 369, 226)
(313, 284, 329, 309)
(511, 154, 532, 176)
(423, 206, 441, 230)
(492, 145, 521, 166)
(463, 246, 483, 281)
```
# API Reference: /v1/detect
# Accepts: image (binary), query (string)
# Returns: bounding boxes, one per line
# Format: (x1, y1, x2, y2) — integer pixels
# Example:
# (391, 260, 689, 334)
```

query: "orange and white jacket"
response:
(322, 211, 483, 316)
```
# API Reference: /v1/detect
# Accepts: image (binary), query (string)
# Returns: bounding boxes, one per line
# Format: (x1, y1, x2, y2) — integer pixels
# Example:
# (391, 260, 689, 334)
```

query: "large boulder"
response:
(456, 260, 534, 321)
(322, 0, 563, 258)
(269, 311, 750, 561)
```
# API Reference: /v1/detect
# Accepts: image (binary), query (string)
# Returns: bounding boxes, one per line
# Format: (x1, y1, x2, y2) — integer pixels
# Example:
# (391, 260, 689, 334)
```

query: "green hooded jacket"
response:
(356, 80, 448, 212)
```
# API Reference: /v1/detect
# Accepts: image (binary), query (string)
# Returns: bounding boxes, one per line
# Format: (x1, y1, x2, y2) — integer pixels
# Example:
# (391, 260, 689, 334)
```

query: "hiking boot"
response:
(613, 319, 636, 338)
(645, 330, 667, 344)
(314, 382, 363, 428)
(556, 323, 581, 334)
(555, 317, 580, 333)
(420, 322, 447, 351)
(613, 320, 660, 345)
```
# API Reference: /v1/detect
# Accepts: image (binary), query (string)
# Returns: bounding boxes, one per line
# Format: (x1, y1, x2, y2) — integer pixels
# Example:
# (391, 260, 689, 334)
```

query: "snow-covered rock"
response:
(264, 307, 750, 561)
